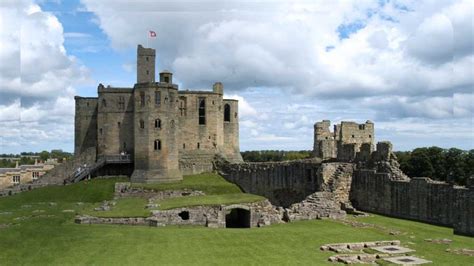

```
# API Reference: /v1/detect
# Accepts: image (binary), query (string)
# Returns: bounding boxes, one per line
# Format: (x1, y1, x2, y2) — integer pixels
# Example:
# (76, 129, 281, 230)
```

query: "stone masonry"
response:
(74, 44, 242, 183)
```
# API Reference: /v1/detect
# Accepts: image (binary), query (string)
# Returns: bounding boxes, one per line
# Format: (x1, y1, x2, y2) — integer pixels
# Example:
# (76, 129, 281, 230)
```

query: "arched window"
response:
(224, 104, 231, 122)
(140, 119, 145, 129)
(155, 119, 161, 129)
(198, 98, 206, 125)
(154, 139, 161, 151)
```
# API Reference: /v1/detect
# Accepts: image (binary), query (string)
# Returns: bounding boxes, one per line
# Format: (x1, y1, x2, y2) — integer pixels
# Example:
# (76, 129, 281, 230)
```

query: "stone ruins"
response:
(4, 44, 473, 236)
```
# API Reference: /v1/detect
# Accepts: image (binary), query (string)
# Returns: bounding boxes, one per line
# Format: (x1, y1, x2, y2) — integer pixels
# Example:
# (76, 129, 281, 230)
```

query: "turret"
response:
(137, 45, 156, 84)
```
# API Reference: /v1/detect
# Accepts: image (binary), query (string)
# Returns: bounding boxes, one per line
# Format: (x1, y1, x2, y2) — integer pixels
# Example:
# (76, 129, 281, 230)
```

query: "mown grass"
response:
(0, 177, 473, 265)
(158, 193, 264, 210)
(130, 172, 242, 195)
(86, 173, 263, 217)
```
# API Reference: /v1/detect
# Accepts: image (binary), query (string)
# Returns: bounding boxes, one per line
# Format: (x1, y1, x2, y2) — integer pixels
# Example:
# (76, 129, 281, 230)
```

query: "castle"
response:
(74, 45, 242, 183)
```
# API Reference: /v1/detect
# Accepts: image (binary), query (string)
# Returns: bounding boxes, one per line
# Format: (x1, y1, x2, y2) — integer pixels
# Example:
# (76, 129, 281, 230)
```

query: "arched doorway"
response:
(225, 208, 251, 228)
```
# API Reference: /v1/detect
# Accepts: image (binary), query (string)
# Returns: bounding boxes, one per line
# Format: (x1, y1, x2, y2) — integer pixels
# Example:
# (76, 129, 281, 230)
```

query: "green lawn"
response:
(130, 172, 242, 195)
(0, 177, 473, 265)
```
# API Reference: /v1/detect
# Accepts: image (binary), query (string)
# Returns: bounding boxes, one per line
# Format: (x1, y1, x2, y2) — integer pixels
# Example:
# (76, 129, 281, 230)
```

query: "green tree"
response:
(407, 148, 434, 178)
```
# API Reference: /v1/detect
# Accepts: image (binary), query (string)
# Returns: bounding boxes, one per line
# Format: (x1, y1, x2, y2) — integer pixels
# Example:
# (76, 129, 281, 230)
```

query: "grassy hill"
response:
(0, 175, 473, 265)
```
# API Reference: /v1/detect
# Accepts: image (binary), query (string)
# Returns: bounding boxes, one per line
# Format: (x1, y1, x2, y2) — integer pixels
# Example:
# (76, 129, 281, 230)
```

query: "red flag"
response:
(149, 31, 157, 38)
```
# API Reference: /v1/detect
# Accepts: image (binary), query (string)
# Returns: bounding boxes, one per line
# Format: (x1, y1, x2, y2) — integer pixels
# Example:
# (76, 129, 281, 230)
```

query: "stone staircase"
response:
(285, 192, 346, 222)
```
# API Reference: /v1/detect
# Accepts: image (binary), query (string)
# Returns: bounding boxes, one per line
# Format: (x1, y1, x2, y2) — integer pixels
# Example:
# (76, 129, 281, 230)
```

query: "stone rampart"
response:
(351, 170, 474, 236)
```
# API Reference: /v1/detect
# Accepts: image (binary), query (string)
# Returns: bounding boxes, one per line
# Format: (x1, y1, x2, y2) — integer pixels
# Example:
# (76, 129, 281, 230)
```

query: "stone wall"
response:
(75, 199, 283, 228)
(219, 159, 322, 207)
(74, 97, 98, 155)
(218, 159, 354, 209)
(350, 170, 474, 236)
(313, 120, 374, 160)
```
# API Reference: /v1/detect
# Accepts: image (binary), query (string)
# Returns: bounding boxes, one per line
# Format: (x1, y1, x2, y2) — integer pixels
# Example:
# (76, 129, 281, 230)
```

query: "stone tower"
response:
(137, 45, 156, 83)
(131, 47, 182, 183)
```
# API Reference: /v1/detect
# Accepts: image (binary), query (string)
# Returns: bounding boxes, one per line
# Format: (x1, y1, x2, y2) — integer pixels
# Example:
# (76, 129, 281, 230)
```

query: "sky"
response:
(0, 0, 473, 154)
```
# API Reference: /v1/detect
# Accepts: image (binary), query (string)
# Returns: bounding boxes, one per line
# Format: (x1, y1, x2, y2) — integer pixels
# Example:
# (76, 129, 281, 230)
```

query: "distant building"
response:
(0, 160, 56, 189)
(74, 45, 242, 183)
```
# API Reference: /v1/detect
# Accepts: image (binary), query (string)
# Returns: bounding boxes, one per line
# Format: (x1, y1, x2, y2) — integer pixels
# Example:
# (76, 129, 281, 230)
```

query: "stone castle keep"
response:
(74, 45, 242, 183)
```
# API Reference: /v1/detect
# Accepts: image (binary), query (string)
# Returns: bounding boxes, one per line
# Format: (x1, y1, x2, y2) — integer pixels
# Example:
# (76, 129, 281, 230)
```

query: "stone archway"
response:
(225, 208, 251, 228)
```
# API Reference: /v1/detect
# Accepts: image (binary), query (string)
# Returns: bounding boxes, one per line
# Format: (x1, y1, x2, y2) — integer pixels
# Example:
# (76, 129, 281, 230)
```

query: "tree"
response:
(39, 150, 50, 161)
(407, 148, 434, 178)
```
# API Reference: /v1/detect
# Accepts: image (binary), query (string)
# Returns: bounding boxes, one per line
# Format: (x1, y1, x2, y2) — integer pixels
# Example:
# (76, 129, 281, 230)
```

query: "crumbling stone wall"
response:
(219, 159, 323, 207)
(351, 171, 474, 236)
(218, 159, 354, 210)
(313, 120, 374, 160)
(76, 199, 283, 228)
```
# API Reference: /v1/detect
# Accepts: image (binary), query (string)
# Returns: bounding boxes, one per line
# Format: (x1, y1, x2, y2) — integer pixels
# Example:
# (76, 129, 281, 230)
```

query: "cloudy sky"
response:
(0, 0, 473, 154)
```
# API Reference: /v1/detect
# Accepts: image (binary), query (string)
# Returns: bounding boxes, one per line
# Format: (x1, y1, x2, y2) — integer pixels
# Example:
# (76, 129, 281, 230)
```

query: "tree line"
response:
(241, 150, 312, 162)
(0, 149, 73, 168)
(394, 147, 473, 186)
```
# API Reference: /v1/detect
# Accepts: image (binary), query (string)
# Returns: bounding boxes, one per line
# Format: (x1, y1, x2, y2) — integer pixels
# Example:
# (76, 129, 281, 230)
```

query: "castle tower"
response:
(131, 45, 182, 183)
(137, 45, 156, 83)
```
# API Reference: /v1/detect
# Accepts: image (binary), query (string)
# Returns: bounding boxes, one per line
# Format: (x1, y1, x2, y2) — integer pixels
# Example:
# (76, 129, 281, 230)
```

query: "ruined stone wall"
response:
(74, 97, 98, 155)
(313, 120, 374, 161)
(97, 86, 134, 157)
(351, 171, 474, 236)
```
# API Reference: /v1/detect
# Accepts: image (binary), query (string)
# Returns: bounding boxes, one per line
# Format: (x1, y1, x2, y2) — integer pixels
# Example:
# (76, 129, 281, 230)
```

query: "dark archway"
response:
(225, 208, 250, 228)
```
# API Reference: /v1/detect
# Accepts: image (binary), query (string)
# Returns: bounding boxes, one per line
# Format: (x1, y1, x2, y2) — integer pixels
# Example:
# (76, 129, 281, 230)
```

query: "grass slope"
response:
(84, 173, 264, 217)
(0, 177, 472, 265)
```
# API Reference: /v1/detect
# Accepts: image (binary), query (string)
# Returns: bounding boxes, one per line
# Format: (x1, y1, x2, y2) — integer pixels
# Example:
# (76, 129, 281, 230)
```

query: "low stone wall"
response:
(351, 170, 474, 236)
(0, 183, 48, 197)
(75, 200, 283, 228)
(114, 182, 205, 199)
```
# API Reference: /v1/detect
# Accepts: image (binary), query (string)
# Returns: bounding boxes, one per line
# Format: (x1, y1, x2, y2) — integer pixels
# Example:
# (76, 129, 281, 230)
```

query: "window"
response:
(99, 128, 103, 135)
(12, 175, 20, 185)
(146, 57, 149, 62)
(32, 172, 39, 180)
(123, 142, 127, 150)
(369, 135, 372, 138)
(155, 119, 161, 129)
(164, 76, 169, 83)
(179, 98, 187, 116)
(183, 143, 186, 149)
(154, 139, 162, 151)
(224, 104, 231, 122)
(197, 143, 200, 149)
(140, 119, 145, 129)
(198, 98, 206, 125)
(102, 99, 107, 107)
(140, 91, 145, 107)
(118, 122, 121, 128)
(155, 91, 161, 106)
(146, 70, 149, 75)
(352, 135, 355, 138)
(118, 96, 125, 110)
